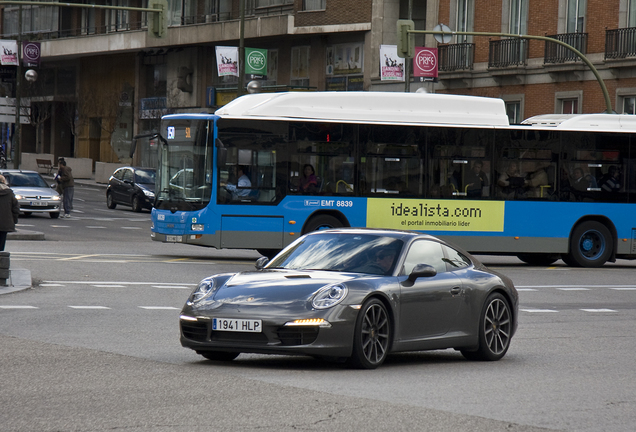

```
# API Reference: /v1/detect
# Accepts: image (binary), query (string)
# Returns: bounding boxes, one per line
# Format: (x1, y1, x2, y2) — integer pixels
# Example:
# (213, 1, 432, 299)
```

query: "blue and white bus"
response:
(149, 91, 636, 267)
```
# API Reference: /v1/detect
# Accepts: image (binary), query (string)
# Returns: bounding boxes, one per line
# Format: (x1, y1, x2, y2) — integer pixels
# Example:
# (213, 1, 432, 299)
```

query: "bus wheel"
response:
(566, 221, 613, 268)
(303, 214, 344, 234)
(516, 254, 559, 266)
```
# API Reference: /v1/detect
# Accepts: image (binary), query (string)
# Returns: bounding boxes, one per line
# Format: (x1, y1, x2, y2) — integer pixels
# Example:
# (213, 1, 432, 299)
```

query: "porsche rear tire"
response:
(198, 351, 239, 362)
(350, 298, 391, 369)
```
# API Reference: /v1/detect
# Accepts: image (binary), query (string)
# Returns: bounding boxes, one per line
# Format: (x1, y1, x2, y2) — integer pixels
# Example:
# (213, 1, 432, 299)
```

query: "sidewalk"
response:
(2, 174, 108, 294)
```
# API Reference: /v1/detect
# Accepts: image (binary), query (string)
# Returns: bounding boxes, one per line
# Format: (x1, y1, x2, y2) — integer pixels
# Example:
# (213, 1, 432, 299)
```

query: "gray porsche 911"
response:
(180, 228, 518, 369)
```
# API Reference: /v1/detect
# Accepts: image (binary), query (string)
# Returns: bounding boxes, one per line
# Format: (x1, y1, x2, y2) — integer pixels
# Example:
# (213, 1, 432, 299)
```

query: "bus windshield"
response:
(155, 119, 213, 211)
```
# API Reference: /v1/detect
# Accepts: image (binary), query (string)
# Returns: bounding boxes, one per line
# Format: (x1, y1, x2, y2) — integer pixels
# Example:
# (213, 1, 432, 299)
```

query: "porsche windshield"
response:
(155, 119, 213, 211)
(267, 233, 404, 275)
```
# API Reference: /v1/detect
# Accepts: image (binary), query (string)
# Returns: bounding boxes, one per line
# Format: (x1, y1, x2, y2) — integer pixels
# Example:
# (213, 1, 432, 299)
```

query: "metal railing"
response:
(438, 43, 475, 71)
(545, 33, 587, 63)
(488, 38, 528, 68)
(605, 27, 636, 59)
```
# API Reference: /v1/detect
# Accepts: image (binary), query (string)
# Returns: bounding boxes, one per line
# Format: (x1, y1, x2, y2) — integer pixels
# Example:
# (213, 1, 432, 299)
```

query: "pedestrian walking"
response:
(57, 159, 75, 218)
(0, 174, 19, 251)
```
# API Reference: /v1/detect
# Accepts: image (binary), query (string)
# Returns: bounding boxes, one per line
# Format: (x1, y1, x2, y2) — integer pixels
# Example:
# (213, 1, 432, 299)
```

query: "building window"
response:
(561, 98, 579, 114)
(623, 96, 636, 114)
(506, 101, 522, 124)
(566, 0, 586, 33)
(400, 0, 426, 47)
(455, 0, 474, 41)
(2, 4, 59, 35)
(303, 0, 326, 10)
(109, 0, 130, 32)
(291, 46, 310, 87)
(257, 0, 294, 6)
(82, 8, 96, 35)
(629, 0, 636, 27)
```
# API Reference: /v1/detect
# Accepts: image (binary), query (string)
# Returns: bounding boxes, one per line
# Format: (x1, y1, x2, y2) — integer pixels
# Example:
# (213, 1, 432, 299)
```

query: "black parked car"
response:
(106, 167, 156, 212)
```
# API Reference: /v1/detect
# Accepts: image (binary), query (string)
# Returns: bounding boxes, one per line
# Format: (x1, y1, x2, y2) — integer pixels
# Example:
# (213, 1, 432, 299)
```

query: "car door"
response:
(110, 168, 125, 203)
(121, 168, 135, 204)
(397, 239, 463, 341)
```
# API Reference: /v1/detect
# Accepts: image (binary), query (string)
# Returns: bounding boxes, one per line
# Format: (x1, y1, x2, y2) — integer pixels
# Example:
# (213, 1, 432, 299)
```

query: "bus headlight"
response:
(191, 224, 204, 231)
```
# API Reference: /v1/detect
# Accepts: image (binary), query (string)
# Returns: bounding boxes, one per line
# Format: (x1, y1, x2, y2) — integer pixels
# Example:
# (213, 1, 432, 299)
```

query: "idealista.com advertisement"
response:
(366, 198, 505, 232)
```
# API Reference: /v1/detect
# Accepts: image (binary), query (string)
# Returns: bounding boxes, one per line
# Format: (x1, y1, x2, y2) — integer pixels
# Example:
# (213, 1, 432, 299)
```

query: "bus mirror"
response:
(130, 139, 137, 158)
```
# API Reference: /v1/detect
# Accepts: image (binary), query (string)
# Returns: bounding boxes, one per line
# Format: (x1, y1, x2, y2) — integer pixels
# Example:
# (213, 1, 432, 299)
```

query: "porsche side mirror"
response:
(407, 264, 437, 282)
(255, 256, 269, 270)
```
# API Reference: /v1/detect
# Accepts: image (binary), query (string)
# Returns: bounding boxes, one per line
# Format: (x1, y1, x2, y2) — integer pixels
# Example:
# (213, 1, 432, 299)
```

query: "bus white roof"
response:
(521, 113, 636, 131)
(215, 91, 510, 127)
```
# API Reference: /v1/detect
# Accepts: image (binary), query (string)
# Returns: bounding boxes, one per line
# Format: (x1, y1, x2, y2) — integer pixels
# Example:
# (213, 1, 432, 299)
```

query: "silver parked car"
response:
(180, 228, 519, 369)
(0, 169, 61, 218)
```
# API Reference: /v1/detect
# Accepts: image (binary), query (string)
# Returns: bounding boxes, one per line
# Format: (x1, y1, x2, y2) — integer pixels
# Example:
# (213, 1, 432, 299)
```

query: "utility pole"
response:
(405, 0, 412, 93)
(13, 3, 22, 169)
(237, 0, 246, 97)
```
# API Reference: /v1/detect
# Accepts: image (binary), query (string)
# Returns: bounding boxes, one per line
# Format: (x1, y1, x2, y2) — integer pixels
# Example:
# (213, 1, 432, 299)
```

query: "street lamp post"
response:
(13, 3, 22, 169)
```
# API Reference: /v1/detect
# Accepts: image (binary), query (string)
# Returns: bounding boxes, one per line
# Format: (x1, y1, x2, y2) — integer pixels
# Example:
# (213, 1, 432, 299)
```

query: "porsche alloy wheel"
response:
(351, 298, 391, 369)
(462, 293, 512, 361)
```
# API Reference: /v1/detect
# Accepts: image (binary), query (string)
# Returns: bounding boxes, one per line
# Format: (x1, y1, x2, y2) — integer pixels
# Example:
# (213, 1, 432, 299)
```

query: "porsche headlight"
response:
(189, 276, 218, 303)
(312, 283, 348, 309)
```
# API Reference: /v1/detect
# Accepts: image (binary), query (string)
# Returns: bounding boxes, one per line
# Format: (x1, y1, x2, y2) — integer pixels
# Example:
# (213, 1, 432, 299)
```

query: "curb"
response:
(0, 268, 32, 294)
(7, 229, 45, 241)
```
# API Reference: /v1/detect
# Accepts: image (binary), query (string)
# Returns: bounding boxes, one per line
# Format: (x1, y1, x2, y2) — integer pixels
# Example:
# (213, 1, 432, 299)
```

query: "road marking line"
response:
(516, 288, 537, 291)
(520, 309, 559, 313)
(611, 288, 636, 291)
(0, 305, 38, 309)
(39, 283, 64, 287)
(121, 227, 143, 230)
(86, 226, 107, 229)
(581, 309, 617, 312)
(58, 254, 100, 261)
(43, 280, 197, 286)
(557, 288, 590, 291)
(151, 285, 191, 289)
(91, 285, 127, 288)
(68, 306, 110, 309)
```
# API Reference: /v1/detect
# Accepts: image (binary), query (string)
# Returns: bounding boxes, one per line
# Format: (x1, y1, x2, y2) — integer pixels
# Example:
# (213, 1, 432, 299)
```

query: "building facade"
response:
(0, 0, 634, 167)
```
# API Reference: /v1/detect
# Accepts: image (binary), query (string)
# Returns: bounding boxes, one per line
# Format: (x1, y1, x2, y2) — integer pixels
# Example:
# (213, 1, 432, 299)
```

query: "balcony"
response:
(488, 38, 528, 68)
(544, 33, 587, 63)
(605, 27, 636, 60)
(438, 43, 475, 72)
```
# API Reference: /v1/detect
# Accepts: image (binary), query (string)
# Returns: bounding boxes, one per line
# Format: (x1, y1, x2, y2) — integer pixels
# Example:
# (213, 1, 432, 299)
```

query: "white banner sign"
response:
(0, 40, 18, 66)
(215, 46, 239, 77)
(380, 45, 404, 81)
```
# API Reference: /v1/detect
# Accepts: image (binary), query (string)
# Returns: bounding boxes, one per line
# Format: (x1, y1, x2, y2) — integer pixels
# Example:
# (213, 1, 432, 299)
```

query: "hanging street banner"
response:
(245, 48, 267, 77)
(22, 42, 40, 68)
(380, 45, 404, 81)
(215, 46, 238, 77)
(413, 47, 438, 78)
(0, 40, 18, 66)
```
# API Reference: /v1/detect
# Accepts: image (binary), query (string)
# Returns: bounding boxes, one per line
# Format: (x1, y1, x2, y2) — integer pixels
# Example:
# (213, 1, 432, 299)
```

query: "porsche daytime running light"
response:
(312, 284, 348, 309)
(285, 318, 331, 327)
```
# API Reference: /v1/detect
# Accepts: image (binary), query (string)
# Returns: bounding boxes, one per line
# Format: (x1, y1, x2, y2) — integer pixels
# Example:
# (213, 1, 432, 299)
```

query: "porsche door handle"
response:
(450, 287, 462, 296)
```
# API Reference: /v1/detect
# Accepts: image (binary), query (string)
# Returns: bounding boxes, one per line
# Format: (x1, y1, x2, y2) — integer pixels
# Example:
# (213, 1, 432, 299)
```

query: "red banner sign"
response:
(413, 47, 438, 78)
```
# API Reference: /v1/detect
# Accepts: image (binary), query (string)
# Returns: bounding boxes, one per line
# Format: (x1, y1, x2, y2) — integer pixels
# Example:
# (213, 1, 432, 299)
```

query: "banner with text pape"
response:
(413, 47, 438, 78)
(215, 46, 239, 77)
(380, 45, 404, 81)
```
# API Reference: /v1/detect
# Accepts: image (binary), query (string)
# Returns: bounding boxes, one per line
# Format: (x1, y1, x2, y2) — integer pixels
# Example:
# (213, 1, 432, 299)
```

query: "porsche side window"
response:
(441, 245, 471, 269)
(402, 240, 446, 275)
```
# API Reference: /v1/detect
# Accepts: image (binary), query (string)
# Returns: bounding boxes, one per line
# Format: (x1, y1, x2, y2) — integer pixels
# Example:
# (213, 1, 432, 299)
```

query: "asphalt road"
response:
(1, 183, 635, 431)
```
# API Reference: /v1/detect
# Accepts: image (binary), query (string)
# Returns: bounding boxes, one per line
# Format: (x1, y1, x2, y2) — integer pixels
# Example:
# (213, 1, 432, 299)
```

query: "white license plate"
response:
(213, 318, 262, 333)
(30, 201, 46, 206)
(165, 235, 182, 242)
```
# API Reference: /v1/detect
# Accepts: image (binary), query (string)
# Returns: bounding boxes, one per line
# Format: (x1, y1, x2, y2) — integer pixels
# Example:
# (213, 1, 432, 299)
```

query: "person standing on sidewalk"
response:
(0, 174, 19, 251)
(57, 159, 75, 218)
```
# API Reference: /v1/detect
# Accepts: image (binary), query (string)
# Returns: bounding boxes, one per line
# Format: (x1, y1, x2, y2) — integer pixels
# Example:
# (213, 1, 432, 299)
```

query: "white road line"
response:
(520, 309, 559, 313)
(43, 280, 197, 286)
(39, 283, 64, 287)
(86, 226, 107, 229)
(557, 288, 590, 291)
(0, 305, 38, 309)
(68, 306, 110, 309)
(121, 227, 142, 230)
(611, 288, 636, 291)
(91, 285, 127, 288)
(581, 309, 617, 312)
(138, 306, 180, 310)
(516, 288, 537, 292)
(151, 285, 191, 289)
